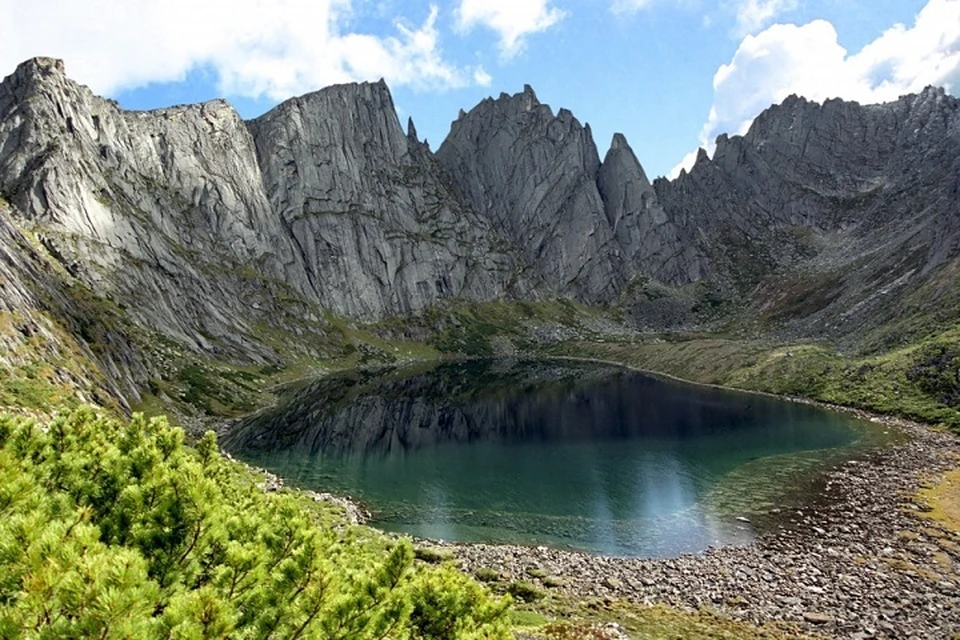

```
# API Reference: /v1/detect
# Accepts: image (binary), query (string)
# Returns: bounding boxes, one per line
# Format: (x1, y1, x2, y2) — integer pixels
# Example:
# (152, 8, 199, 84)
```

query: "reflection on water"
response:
(224, 359, 876, 556)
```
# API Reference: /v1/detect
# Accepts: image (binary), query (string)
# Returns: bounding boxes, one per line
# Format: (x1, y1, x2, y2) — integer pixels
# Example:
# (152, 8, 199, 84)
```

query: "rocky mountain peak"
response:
(436, 84, 622, 302)
(609, 132, 630, 151)
(16, 56, 62, 80)
(598, 131, 704, 287)
(4, 56, 66, 89)
(247, 76, 515, 320)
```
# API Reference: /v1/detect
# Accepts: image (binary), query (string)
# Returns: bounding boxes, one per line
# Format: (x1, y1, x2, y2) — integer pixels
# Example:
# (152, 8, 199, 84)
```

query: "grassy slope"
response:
(552, 326, 960, 429)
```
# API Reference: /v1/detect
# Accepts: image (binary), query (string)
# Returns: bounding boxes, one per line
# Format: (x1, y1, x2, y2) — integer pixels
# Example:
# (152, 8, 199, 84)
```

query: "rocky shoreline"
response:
(448, 414, 960, 639)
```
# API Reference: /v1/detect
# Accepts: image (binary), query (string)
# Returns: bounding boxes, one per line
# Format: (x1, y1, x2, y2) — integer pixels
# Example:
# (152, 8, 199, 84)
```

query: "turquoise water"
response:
(224, 359, 885, 557)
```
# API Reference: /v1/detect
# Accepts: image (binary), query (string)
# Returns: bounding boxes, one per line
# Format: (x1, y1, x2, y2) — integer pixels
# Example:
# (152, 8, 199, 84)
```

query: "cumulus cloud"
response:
(455, 0, 566, 58)
(669, 0, 960, 177)
(473, 66, 493, 86)
(0, 0, 485, 99)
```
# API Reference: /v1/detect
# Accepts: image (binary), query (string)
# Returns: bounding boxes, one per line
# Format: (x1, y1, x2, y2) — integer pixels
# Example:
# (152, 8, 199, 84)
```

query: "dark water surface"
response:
(223, 359, 889, 557)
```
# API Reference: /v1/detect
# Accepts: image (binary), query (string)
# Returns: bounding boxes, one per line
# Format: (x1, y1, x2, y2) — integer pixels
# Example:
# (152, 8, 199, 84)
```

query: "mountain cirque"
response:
(0, 57, 959, 638)
(2, 58, 958, 365)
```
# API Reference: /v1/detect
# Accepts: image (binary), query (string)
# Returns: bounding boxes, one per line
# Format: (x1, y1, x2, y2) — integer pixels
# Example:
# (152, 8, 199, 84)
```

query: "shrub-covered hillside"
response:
(0, 408, 511, 639)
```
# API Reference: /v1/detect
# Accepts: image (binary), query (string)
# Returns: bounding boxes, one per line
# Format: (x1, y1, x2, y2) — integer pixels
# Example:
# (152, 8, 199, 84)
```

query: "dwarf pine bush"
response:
(0, 408, 511, 639)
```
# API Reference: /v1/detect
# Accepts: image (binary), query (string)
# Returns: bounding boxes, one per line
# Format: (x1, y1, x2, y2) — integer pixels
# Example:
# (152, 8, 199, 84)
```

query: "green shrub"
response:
(0, 408, 510, 638)
(414, 546, 455, 564)
(507, 580, 545, 603)
(474, 567, 501, 583)
(408, 565, 512, 639)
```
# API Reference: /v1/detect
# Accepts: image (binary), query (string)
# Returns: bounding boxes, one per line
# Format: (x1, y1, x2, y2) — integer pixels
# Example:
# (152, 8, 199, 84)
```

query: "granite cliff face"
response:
(0, 57, 305, 364)
(654, 87, 960, 343)
(436, 86, 625, 302)
(0, 57, 958, 410)
(436, 88, 709, 301)
(248, 80, 515, 320)
(0, 58, 518, 355)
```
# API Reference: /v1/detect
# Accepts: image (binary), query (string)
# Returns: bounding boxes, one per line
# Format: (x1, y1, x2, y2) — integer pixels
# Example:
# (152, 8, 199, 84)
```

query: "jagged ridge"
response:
(1, 57, 958, 410)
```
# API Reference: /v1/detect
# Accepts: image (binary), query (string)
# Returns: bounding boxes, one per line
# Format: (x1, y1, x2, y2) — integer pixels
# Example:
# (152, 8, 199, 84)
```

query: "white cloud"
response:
(456, 0, 566, 58)
(734, 0, 797, 35)
(0, 0, 485, 100)
(473, 66, 493, 86)
(670, 0, 960, 178)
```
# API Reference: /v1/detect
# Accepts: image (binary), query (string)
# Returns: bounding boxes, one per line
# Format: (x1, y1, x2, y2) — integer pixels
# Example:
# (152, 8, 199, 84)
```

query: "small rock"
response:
(803, 612, 836, 625)
(602, 577, 622, 590)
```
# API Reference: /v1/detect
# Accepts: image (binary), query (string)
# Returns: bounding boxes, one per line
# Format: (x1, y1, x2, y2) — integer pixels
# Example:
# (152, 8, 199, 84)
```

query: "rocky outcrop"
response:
(597, 133, 705, 285)
(248, 80, 515, 320)
(0, 57, 307, 361)
(0, 58, 516, 364)
(0, 198, 148, 408)
(655, 87, 960, 342)
(436, 86, 625, 303)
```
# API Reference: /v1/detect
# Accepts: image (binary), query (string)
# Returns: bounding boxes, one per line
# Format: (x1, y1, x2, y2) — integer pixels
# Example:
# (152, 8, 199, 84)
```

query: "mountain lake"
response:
(223, 359, 895, 557)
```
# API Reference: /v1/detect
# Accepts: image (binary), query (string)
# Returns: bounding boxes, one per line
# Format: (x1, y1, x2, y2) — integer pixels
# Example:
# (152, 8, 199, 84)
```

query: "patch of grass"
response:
(918, 466, 960, 533)
(174, 362, 262, 418)
(554, 338, 767, 386)
(542, 575, 566, 588)
(727, 330, 960, 427)
(520, 599, 817, 640)
(527, 567, 550, 579)
(508, 609, 549, 629)
(539, 621, 612, 639)
(0, 365, 77, 410)
(414, 546, 455, 564)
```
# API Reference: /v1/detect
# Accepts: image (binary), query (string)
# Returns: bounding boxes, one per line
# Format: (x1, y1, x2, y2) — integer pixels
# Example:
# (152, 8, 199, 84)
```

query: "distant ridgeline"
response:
(0, 56, 958, 419)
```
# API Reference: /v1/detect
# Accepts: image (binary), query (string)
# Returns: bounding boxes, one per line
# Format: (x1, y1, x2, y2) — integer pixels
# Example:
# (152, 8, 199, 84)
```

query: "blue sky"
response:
(3, 0, 958, 177)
